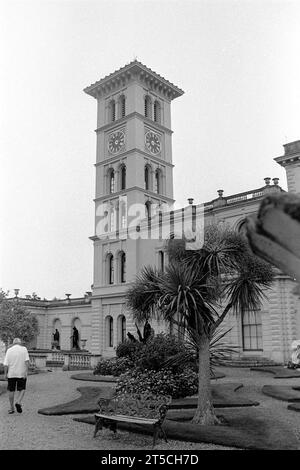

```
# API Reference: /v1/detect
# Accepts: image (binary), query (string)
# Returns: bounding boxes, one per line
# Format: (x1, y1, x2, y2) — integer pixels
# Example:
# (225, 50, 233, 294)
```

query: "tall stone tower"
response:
(275, 140, 300, 193)
(84, 61, 184, 356)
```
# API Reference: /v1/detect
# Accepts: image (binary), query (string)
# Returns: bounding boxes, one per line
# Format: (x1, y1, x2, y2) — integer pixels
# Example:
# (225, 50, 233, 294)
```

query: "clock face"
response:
(108, 131, 125, 154)
(145, 131, 161, 155)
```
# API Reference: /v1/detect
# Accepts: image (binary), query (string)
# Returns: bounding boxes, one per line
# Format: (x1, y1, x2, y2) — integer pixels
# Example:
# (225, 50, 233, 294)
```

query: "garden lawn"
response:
(250, 366, 300, 378)
(74, 406, 298, 450)
(37, 383, 257, 416)
(262, 385, 300, 402)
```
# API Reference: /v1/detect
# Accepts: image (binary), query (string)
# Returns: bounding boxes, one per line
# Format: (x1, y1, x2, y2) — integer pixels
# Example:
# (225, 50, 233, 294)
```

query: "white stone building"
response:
(2, 61, 300, 365)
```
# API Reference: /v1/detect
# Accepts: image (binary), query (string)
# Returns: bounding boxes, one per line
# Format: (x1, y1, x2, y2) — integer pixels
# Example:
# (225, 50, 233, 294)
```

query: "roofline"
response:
(84, 60, 184, 100)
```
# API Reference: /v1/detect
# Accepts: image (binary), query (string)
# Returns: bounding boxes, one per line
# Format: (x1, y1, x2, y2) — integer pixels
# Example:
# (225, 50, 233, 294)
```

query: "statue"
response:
(72, 326, 80, 350)
(52, 329, 60, 350)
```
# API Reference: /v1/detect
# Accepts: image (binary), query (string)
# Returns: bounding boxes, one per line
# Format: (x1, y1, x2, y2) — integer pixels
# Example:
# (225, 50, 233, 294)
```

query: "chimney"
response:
(264, 177, 271, 186)
(65, 293, 71, 303)
(272, 177, 279, 186)
(14, 289, 20, 298)
(217, 189, 224, 198)
(188, 198, 194, 205)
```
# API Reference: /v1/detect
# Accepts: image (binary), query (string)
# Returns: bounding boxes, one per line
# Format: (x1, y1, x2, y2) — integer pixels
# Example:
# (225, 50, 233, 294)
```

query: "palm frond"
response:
(125, 266, 163, 323)
(162, 326, 239, 374)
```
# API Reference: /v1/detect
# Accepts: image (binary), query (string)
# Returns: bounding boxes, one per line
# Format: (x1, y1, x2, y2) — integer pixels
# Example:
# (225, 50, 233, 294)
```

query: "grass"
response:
(37, 383, 258, 416)
(74, 407, 298, 450)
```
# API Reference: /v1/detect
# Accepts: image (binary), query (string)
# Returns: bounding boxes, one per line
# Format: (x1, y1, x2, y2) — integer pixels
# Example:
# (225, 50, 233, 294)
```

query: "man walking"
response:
(3, 338, 30, 414)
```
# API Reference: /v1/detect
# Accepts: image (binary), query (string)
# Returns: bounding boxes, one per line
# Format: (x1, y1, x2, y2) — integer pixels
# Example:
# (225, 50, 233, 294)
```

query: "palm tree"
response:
(126, 225, 274, 425)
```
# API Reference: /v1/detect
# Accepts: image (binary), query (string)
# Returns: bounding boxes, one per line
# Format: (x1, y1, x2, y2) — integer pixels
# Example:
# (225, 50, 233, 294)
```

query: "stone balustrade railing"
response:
(29, 350, 102, 370)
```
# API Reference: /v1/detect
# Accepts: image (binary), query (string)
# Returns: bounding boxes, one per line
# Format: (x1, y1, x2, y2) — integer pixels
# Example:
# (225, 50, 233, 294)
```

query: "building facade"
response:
(2, 61, 300, 365)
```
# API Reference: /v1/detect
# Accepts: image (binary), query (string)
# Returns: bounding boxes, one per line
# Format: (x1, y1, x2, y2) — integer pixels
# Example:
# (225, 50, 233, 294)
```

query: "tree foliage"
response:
(0, 290, 39, 346)
(126, 224, 274, 425)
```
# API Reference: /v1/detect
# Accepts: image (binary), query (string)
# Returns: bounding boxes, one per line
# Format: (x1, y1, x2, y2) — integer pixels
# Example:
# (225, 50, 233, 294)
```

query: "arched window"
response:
(117, 315, 126, 344)
(121, 316, 126, 342)
(107, 254, 114, 284)
(120, 252, 126, 283)
(120, 165, 126, 190)
(145, 165, 150, 190)
(145, 201, 151, 219)
(144, 95, 152, 119)
(109, 169, 115, 194)
(105, 316, 114, 347)
(110, 206, 116, 232)
(158, 250, 165, 272)
(119, 200, 127, 229)
(154, 100, 161, 123)
(237, 220, 247, 237)
(109, 100, 116, 122)
(155, 169, 162, 194)
(119, 95, 126, 118)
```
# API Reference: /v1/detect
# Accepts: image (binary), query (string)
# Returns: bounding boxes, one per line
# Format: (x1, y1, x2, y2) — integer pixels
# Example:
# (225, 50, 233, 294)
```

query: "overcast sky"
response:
(1, 0, 300, 299)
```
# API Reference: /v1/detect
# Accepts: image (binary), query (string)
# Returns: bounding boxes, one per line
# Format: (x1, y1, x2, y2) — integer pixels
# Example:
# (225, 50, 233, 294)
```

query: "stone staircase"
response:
(223, 356, 282, 368)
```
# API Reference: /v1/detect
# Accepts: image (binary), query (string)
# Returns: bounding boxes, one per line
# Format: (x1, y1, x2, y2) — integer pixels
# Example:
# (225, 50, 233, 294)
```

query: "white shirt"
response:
(3, 344, 30, 378)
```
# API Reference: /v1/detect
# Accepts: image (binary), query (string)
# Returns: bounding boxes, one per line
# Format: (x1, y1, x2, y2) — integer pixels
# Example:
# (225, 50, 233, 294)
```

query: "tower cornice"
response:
(94, 148, 175, 168)
(94, 111, 173, 135)
(93, 186, 175, 204)
(84, 60, 184, 101)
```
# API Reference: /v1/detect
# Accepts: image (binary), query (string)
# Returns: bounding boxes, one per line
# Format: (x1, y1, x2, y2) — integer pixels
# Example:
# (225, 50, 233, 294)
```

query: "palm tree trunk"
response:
(192, 335, 220, 425)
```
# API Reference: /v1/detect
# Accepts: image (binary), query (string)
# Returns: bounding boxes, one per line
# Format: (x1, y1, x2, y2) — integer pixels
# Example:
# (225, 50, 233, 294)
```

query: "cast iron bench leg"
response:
(160, 426, 168, 443)
(152, 424, 159, 448)
(110, 422, 118, 435)
(94, 417, 103, 438)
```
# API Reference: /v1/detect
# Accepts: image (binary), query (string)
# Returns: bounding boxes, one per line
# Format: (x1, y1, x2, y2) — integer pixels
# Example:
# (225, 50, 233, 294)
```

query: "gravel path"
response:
(0, 367, 299, 450)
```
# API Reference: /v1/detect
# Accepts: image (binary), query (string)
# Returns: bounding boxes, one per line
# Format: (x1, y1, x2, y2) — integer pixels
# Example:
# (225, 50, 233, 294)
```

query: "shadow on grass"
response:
(38, 383, 258, 416)
(74, 406, 298, 450)
(262, 385, 300, 402)
(71, 370, 226, 383)
(250, 366, 300, 379)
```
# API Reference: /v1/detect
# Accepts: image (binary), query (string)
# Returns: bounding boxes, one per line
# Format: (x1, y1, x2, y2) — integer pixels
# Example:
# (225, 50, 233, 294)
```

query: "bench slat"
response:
(95, 414, 158, 425)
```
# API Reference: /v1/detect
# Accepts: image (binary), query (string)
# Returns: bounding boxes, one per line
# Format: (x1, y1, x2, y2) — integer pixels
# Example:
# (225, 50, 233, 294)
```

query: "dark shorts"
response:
(7, 377, 27, 392)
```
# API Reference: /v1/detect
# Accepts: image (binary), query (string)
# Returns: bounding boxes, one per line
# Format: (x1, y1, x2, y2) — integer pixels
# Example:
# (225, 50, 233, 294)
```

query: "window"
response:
(158, 250, 164, 272)
(145, 165, 150, 190)
(120, 165, 126, 190)
(120, 252, 126, 283)
(155, 169, 162, 194)
(109, 169, 115, 194)
(107, 254, 114, 284)
(144, 96, 152, 119)
(117, 315, 126, 344)
(242, 310, 263, 351)
(119, 200, 127, 229)
(106, 316, 114, 347)
(109, 100, 116, 122)
(238, 220, 247, 238)
(110, 207, 116, 232)
(121, 316, 126, 342)
(145, 201, 151, 219)
(154, 100, 161, 123)
(119, 95, 126, 118)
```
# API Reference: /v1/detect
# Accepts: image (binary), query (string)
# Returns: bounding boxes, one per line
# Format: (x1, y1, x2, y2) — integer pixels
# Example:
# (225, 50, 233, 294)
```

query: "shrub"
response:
(116, 367, 198, 399)
(116, 339, 144, 361)
(134, 333, 190, 372)
(94, 357, 133, 377)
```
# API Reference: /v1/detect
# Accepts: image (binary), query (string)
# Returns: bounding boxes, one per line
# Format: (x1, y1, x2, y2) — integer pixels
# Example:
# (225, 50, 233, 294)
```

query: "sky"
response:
(1, 0, 300, 299)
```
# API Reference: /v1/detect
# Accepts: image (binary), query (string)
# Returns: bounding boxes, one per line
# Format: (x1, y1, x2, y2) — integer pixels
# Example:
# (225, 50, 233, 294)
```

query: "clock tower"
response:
(84, 61, 184, 356)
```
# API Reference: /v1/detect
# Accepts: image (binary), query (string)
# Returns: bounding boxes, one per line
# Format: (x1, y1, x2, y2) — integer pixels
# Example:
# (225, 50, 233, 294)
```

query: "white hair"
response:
(13, 338, 22, 344)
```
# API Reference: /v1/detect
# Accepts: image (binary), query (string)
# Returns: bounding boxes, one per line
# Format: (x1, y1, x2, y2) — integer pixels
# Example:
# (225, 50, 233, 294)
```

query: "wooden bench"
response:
(94, 392, 171, 447)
